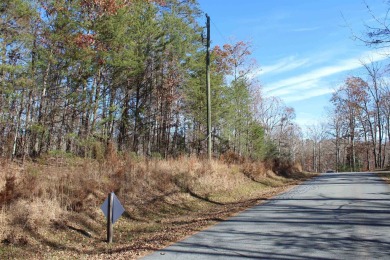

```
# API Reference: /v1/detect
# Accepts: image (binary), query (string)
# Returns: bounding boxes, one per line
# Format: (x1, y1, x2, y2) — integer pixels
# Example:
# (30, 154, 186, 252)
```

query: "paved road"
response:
(142, 172, 390, 259)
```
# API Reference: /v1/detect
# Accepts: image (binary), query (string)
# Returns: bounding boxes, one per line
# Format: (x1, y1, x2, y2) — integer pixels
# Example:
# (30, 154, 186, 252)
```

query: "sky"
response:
(197, 0, 390, 129)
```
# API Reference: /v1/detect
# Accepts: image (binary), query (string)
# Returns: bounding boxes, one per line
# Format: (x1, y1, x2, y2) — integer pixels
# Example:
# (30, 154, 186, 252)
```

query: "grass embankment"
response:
(374, 170, 390, 184)
(0, 153, 316, 259)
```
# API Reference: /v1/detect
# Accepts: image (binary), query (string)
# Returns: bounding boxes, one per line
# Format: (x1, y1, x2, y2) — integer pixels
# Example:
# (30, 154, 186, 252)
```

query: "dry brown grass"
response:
(0, 153, 315, 259)
(374, 171, 390, 184)
(11, 198, 62, 231)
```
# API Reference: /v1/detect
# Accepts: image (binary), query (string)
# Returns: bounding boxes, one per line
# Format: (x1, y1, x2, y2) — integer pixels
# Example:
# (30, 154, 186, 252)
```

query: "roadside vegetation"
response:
(374, 168, 390, 184)
(0, 152, 314, 259)
(1, 0, 390, 258)
(0, 1, 315, 258)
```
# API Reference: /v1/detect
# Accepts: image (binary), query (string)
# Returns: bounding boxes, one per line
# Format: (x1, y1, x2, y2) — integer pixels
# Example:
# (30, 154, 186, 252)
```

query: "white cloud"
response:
(262, 47, 390, 102)
(269, 76, 334, 103)
(270, 79, 321, 97)
(266, 59, 358, 92)
(291, 27, 320, 32)
(254, 56, 309, 77)
(281, 88, 334, 103)
(295, 112, 326, 128)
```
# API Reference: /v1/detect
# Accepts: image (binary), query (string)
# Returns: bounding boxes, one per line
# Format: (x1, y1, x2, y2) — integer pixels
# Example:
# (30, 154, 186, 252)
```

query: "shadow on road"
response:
(143, 171, 390, 259)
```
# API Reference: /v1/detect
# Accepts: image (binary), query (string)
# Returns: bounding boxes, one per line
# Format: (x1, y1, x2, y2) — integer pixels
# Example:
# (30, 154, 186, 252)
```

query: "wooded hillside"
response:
(1, 0, 299, 161)
(2, 0, 390, 171)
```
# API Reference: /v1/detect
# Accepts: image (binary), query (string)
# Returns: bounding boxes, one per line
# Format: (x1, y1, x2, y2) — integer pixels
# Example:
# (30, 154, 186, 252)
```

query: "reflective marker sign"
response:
(101, 192, 125, 224)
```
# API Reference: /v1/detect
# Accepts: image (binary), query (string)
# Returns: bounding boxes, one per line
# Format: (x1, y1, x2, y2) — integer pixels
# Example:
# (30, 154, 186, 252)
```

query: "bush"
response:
(220, 150, 243, 164)
(10, 199, 62, 231)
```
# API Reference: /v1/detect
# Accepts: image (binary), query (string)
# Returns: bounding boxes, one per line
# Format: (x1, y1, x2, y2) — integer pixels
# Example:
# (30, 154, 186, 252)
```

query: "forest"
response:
(1, 0, 389, 171)
(1, 0, 297, 161)
(2, 0, 390, 258)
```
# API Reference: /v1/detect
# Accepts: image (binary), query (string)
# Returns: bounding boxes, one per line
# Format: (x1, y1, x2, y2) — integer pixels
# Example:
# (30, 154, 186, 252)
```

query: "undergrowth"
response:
(0, 153, 314, 259)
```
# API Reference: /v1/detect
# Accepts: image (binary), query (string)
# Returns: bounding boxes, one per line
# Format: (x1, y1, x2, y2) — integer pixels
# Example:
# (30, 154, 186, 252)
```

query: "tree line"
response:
(303, 2, 390, 172)
(303, 61, 390, 172)
(1, 0, 298, 161)
(4, 0, 388, 172)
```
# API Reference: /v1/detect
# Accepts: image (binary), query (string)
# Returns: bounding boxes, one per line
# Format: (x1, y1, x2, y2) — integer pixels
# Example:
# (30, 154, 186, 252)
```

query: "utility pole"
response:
(206, 14, 212, 160)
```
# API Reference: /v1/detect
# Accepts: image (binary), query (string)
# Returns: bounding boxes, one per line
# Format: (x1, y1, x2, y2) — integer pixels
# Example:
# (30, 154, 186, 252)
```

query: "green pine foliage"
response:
(0, 0, 284, 162)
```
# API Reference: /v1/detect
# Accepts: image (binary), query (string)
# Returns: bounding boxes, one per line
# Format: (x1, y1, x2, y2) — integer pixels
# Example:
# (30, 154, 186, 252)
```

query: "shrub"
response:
(242, 162, 267, 181)
(220, 150, 243, 164)
(10, 198, 62, 231)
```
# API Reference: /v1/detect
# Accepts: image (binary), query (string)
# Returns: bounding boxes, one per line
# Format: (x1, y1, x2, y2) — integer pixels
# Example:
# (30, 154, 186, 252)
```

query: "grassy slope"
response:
(374, 171, 390, 184)
(0, 155, 316, 259)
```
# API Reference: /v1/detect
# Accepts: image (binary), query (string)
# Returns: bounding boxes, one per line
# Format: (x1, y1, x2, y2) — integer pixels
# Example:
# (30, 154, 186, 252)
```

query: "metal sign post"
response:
(107, 193, 113, 243)
(101, 192, 125, 243)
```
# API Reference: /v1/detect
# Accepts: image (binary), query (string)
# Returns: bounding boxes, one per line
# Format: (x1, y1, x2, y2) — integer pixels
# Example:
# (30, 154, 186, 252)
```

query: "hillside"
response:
(0, 154, 315, 259)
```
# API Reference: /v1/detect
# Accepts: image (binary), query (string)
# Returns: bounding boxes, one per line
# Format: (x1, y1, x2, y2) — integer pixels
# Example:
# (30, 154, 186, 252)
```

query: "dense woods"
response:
(0, 0, 298, 162)
(1, 0, 390, 171)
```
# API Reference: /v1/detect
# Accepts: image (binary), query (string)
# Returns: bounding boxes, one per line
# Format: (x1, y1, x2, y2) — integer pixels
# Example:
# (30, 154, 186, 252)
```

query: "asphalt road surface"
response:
(142, 172, 390, 259)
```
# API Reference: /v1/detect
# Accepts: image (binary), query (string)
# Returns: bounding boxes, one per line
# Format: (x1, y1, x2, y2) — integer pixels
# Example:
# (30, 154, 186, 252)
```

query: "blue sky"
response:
(197, 0, 390, 128)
